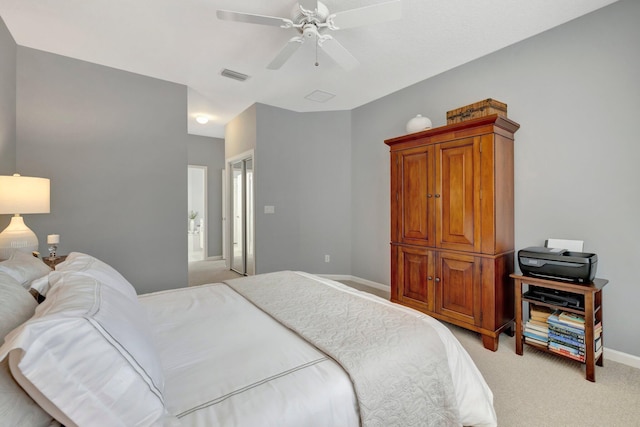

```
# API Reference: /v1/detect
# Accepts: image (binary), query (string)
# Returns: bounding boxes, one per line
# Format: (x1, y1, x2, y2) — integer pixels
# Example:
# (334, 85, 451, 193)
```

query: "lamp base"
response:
(0, 215, 39, 260)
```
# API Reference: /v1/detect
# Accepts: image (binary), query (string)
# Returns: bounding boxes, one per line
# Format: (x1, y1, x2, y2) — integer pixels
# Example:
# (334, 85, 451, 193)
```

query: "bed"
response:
(0, 251, 497, 427)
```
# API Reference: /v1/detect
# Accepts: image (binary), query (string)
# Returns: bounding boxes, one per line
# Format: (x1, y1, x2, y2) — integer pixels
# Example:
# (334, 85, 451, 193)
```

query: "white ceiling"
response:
(0, 0, 618, 138)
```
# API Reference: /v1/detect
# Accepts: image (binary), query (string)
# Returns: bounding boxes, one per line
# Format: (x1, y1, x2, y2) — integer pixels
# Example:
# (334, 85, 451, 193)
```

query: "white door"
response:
(188, 165, 207, 262)
(229, 155, 254, 275)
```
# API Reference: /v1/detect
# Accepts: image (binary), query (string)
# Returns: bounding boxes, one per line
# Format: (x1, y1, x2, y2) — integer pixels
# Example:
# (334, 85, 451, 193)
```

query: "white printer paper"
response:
(546, 238, 584, 252)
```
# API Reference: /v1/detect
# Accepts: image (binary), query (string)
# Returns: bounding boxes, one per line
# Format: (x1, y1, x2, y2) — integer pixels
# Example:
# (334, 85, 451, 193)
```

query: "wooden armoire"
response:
(385, 115, 520, 351)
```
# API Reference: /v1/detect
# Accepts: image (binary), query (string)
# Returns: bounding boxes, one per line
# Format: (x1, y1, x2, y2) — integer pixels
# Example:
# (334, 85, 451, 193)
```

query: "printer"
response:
(518, 246, 598, 283)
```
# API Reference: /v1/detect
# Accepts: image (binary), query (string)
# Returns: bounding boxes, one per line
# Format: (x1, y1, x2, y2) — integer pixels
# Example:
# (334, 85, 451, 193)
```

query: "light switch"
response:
(264, 205, 275, 214)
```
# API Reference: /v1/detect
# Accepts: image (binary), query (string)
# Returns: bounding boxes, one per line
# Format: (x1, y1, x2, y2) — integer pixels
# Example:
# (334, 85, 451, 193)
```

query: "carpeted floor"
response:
(450, 324, 640, 426)
(186, 263, 640, 426)
(188, 259, 242, 286)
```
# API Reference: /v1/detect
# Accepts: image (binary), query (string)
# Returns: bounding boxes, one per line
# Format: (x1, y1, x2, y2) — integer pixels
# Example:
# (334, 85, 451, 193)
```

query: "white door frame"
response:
(221, 169, 227, 261)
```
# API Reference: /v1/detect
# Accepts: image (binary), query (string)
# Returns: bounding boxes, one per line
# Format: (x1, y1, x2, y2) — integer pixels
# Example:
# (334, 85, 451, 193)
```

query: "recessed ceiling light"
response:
(304, 90, 335, 103)
(195, 115, 209, 124)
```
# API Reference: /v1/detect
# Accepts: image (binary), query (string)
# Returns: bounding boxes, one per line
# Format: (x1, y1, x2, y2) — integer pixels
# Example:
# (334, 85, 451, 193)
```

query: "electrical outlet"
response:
(324, 254, 330, 263)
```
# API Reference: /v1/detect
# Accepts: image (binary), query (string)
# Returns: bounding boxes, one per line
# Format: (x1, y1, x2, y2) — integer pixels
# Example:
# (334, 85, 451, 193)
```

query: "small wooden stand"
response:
(42, 255, 67, 269)
(512, 274, 607, 382)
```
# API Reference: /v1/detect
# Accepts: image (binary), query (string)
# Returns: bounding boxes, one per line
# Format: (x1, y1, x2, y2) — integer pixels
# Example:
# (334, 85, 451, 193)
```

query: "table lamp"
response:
(0, 174, 50, 259)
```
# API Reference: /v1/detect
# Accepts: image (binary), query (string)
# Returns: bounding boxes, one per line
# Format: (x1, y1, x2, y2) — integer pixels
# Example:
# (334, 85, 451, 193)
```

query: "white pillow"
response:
(0, 271, 168, 426)
(31, 252, 137, 300)
(0, 272, 55, 426)
(0, 250, 51, 289)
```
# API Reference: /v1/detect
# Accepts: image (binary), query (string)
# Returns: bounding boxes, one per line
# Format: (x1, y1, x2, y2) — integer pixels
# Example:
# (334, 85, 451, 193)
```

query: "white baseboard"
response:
(320, 274, 390, 293)
(320, 274, 640, 370)
(604, 347, 640, 369)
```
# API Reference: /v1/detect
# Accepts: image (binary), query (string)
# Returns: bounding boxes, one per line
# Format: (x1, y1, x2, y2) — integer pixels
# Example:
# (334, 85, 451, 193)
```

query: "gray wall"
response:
(253, 104, 352, 274)
(188, 134, 225, 257)
(0, 16, 16, 180)
(225, 104, 257, 159)
(225, 103, 352, 274)
(351, 0, 640, 357)
(15, 47, 189, 294)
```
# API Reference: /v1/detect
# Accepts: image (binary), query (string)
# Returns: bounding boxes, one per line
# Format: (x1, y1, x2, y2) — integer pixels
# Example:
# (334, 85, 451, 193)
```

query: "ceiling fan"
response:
(216, 0, 402, 70)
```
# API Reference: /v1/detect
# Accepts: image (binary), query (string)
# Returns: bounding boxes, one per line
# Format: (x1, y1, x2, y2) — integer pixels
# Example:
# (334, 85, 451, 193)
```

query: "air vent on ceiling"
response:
(221, 68, 250, 82)
(304, 90, 335, 103)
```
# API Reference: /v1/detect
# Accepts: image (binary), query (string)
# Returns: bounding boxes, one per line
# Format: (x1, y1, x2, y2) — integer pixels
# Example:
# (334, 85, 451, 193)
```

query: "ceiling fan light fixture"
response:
(217, 0, 401, 70)
(221, 68, 250, 82)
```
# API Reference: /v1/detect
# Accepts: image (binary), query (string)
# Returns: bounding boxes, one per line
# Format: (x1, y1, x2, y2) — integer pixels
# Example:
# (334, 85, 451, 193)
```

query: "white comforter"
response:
(140, 272, 497, 427)
(140, 283, 358, 426)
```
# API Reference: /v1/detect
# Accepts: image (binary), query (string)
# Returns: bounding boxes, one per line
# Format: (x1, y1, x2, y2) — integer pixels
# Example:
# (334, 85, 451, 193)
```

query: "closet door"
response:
(231, 160, 245, 274)
(230, 157, 254, 275)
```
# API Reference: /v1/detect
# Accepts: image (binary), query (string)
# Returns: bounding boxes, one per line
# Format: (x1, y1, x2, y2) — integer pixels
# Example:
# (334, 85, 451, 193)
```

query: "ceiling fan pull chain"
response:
(315, 32, 319, 67)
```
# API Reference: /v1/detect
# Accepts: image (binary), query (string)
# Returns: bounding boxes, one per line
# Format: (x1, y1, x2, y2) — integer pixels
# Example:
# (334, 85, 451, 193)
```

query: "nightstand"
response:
(42, 255, 67, 269)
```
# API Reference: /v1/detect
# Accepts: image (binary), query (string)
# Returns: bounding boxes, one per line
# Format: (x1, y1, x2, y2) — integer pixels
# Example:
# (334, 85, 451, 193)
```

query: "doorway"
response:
(229, 154, 254, 275)
(188, 165, 207, 262)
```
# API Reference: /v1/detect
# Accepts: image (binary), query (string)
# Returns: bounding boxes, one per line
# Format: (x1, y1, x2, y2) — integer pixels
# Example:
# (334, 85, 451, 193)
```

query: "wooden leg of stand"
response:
(514, 278, 523, 356)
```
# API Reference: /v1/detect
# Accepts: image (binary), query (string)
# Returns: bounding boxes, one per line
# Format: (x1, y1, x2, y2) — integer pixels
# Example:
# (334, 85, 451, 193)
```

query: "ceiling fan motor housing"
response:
(292, 1, 329, 25)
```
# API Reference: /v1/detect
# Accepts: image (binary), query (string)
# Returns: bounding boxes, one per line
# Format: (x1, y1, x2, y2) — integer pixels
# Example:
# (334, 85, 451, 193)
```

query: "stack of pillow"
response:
(0, 251, 54, 426)
(0, 251, 177, 426)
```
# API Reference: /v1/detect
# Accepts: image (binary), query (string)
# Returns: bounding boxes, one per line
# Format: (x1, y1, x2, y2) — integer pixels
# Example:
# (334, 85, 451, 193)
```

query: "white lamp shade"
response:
(0, 174, 50, 214)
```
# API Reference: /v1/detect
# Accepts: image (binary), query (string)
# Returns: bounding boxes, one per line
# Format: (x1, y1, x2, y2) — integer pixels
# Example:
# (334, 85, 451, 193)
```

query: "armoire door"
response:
(435, 138, 481, 252)
(393, 145, 435, 247)
(435, 251, 481, 325)
(395, 245, 435, 312)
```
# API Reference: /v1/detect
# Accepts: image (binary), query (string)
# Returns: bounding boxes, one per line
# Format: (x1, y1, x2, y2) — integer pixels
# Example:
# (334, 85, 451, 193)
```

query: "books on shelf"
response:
(526, 322, 548, 335)
(548, 342, 586, 362)
(523, 307, 602, 364)
(524, 336, 548, 347)
(524, 329, 547, 342)
(549, 312, 602, 334)
(530, 304, 553, 322)
(558, 311, 586, 329)
(523, 303, 551, 348)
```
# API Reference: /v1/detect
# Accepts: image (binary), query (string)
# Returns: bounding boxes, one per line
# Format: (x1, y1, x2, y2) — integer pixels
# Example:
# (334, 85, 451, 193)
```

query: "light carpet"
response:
(450, 324, 640, 426)
(188, 259, 242, 286)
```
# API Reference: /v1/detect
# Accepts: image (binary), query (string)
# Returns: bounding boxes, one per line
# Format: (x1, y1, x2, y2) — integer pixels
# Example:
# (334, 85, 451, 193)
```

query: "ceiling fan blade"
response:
(267, 37, 305, 70)
(298, 0, 319, 14)
(329, 0, 402, 30)
(217, 9, 292, 27)
(319, 36, 359, 71)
